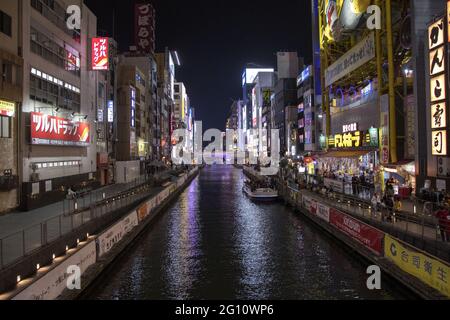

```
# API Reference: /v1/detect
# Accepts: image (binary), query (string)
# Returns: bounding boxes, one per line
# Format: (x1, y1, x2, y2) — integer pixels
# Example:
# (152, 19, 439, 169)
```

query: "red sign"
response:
(135, 3, 155, 54)
(329, 208, 384, 255)
(92, 37, 109, 70)
(31, 112, 90, 147)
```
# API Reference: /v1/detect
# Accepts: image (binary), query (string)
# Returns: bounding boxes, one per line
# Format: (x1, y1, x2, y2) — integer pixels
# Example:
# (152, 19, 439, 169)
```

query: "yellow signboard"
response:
(138, 139, 147, 157)
(0, 100, 15, 117)
(385, 235, 450, 297)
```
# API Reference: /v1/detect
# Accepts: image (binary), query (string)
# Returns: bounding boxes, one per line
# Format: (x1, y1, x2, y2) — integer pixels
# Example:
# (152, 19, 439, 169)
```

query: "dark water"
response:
(88, 166, 410, 300)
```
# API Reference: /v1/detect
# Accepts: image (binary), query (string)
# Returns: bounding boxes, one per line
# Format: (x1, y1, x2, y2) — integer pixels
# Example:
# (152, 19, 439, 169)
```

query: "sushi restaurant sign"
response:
(428, 14, 449, 156)
(30, 112, 90, 147)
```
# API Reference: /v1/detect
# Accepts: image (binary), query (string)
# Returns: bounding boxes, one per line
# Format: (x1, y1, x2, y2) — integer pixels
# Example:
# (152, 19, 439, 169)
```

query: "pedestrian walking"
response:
(382, 195, 394, 222)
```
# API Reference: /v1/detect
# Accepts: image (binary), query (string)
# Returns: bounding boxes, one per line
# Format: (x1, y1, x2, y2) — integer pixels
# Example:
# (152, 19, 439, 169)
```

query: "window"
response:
(30, 27, 80, 76)
(0, 116, 11, 138)
(2, 62, 13, 84)
(31, 0, 80, 42)
(0, 11, 12, 37)
(30, 69, 81, 111)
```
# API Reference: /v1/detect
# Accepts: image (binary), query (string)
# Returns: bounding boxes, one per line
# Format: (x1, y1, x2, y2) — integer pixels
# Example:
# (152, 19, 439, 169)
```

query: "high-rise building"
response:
(21, 0, 99, 210)
(173, 82, 188, 128)
(272, 52, 302, 157)
(95, 38, 118, 186)
(155, 48, 176, 162)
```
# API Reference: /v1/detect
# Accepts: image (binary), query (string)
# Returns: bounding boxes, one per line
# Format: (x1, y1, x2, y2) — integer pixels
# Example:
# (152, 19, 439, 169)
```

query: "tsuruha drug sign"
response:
(92, 37, 109, 71)
(31, 112, 90, 147)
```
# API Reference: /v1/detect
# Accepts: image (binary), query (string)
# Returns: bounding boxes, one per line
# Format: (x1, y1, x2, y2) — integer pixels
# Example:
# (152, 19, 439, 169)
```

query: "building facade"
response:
(21, 0, 99, 210)
(0, 1, 22, 213)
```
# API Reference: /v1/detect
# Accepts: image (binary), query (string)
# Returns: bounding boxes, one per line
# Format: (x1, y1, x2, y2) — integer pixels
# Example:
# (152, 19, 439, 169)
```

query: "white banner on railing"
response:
(97, 210, 138, 258)
(324, 178, 344, 194)
(316, 203, 330, 223)
(12, 241, 96, 300)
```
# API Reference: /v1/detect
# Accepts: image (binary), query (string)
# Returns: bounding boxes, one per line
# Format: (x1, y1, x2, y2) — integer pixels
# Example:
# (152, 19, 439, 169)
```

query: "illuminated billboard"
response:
(0, 100, 15, 117)
(31, 112, 90, 147)
(243, 68, 274, 85)
(135, 3, 155, 54)
(92, 37, 109, 71)
(428, 16, 448, 157)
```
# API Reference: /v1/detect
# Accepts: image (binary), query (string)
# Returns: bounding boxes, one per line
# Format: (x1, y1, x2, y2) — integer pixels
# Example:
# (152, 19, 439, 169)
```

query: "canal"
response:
(87, 166, 411, 300)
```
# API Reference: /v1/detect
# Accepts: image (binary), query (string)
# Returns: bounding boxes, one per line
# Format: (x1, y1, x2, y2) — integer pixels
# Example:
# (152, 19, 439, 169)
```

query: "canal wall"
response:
(242, 167, 450, 299)
(0, 168, 199, 300)
(279, 185, 450, 300)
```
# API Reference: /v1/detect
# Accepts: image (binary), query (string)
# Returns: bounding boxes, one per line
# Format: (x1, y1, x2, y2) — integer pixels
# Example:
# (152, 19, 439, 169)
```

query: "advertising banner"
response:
(97, 220, 124, 258)
(385, 235, 450, 297)
(13, 241, 96, 300)
(122, 211, 139, 235)
(0, 99, 15, 117)
(329, 208, 384, 255)
(324, 178, 344, 193)
(91, 37, 109, 71)
(325, 32, 375, 87)
(31, 112, 90, 147)
(135, 3, 155, 54)
(302, 195, 314, 213)
(137, 201, 151, 222)
(380, 94, 390, 164)
(316, 203, 330, 223)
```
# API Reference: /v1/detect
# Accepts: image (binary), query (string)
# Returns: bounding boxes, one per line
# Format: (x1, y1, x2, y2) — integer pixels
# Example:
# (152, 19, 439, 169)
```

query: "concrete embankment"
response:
(1, 168, 199, 300)
(243, 167, 450, 300)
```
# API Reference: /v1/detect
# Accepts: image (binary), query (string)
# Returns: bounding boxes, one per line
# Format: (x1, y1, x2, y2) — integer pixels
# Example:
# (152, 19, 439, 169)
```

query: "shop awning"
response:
(320, 150, 372, 158)
(382, 160, 415, 175)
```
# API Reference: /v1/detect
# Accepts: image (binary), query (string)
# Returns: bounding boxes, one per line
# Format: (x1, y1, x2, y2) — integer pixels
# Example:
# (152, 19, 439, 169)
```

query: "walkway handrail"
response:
(0, 172, 174, 270)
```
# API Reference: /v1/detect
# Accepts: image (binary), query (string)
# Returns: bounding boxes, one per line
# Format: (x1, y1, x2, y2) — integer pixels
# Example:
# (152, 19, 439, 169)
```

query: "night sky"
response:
(84, 0, 312, 130)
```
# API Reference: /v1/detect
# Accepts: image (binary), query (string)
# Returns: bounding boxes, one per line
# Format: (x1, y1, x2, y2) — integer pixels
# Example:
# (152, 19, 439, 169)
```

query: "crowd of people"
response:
(282, 164, 450, 242)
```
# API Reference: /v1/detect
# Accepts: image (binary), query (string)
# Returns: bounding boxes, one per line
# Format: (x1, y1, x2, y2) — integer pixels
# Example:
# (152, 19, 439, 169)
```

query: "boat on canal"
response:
(243, 180, 278, 201)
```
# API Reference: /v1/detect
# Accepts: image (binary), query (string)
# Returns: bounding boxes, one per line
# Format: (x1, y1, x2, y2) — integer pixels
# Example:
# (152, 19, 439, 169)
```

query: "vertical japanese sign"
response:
(91, 37, 109, 71)
(131, 87, 136, 128)
(404, 95, 416, 159)
(135, 3, 155, 54)
(380, 94, 389, 165)
(107, 100, 114, 123)
(428, 17, 448, 156)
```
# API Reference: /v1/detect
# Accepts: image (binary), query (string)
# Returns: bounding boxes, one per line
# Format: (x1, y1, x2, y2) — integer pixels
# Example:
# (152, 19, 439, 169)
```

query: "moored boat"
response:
(243, 181, 278, 201)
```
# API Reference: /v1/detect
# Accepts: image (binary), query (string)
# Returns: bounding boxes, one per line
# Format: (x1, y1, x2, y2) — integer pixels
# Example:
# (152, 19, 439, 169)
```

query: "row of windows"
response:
(30, 74, 80, 111)
(0, 10, 12, 37)
(0, 116, 11, 138)
(30, 27, 81, 76)
(31, 67, 80, 93)
(33, 160, 81, 170)
(31, 0, 80, 43)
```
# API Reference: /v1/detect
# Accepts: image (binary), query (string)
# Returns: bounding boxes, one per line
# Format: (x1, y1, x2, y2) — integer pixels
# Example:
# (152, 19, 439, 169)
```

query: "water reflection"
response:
(89, 166, 409, 300)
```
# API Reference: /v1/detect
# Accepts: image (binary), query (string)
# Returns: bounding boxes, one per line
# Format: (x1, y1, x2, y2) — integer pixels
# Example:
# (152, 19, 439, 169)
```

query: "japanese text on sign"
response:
(92, 37, 109, 71)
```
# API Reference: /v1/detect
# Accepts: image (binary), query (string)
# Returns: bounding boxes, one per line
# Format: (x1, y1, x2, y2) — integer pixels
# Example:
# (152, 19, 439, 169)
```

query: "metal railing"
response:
(282, 181, 447, 244)
(0, 170, 178, 270)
